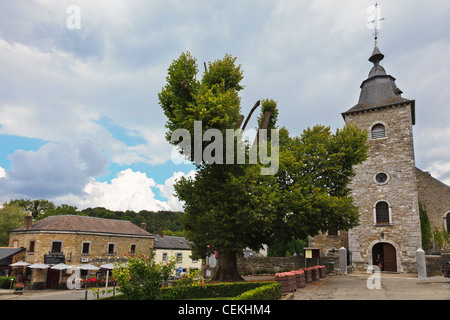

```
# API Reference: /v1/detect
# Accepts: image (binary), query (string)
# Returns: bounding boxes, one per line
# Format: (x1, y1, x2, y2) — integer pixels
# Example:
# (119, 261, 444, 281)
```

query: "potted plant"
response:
(14, 282, 24, 294)
(304, 267, 313, 283)
(292, 269, 305, 288)
(318, 265, 326, 278)
(274, 271, 297, 294)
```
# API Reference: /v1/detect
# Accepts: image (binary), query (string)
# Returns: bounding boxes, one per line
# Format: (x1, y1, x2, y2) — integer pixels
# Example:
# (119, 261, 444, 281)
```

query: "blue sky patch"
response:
(0, 134, 48, 170)
(96, 117, 147, 147)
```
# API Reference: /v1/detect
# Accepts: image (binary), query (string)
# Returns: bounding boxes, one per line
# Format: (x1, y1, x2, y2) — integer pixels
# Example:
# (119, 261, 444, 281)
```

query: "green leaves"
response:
(158, 52, 242, 148)
(159, 52, 369, 280)
(274, 124, 368, 239)
(112, 251, 177, 300)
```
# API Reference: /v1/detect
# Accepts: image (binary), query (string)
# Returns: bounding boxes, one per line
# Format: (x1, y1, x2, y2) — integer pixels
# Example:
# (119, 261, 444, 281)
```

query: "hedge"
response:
(231, 283, 281, 300)
(157, 281, 278, 300)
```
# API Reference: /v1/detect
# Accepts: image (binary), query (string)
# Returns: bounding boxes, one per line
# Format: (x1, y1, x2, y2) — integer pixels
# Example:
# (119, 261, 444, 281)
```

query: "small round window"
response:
(374, 172, 389, 185)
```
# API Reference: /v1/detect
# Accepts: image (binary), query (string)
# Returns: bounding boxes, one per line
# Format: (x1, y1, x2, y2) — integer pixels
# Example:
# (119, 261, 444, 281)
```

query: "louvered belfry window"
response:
(376, 201, 390, 224)
(371, 124, 386, 139)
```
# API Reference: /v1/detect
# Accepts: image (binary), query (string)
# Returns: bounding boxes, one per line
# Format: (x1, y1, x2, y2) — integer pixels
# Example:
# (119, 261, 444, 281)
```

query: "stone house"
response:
(309, 43, 450, 274)
(8, 214, 154, 288)
(153, 234, 202, 275)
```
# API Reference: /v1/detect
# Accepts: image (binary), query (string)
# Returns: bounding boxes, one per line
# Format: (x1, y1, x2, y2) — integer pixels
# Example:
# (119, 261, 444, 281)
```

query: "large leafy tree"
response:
(8, 199, 55, 219)
(0, 203, 28, 246)
(158, 52, 368, 281)
(272, 125, 368, 243)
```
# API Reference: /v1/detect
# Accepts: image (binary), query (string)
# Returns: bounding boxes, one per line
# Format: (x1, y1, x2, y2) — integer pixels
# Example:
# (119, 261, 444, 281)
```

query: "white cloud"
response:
(0, 166, 5, 179)
(1, 0, 450, 206)
(0, 141, 108, 200)
(156, 170, 197, 211)
(59, 169, 196, 212)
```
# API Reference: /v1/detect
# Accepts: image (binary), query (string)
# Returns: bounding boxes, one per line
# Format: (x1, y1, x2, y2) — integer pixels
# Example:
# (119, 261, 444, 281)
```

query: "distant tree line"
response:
(1, 198, 309, 256)
(2, 198, 185, 236)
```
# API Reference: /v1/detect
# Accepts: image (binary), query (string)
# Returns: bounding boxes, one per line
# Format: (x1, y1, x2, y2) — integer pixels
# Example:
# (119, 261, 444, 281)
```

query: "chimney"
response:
(140, 222, 147, 230)
(24, 216, 33, 230)
(158, 232, 164, 238)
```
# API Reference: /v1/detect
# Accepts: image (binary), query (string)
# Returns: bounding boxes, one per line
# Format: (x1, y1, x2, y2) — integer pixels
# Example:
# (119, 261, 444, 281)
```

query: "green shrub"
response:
(158, 281, 276, 300)
(112, 251, 176, 300)
(0, 276, 16, 289)
(232, 283, 281, 300)
(102, 281, 281, 300)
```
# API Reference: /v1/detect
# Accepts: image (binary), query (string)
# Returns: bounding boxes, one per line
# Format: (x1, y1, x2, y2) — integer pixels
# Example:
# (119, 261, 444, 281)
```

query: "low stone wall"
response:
(237, 255, 339, 275)
(425, 253, 450, 277)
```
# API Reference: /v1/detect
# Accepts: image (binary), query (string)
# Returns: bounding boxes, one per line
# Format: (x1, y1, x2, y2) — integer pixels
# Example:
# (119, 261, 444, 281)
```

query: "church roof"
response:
(342, 45, 415, 124)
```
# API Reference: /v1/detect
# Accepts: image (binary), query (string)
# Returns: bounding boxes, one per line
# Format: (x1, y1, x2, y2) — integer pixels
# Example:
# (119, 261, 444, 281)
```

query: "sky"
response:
(0, 0, 449, 212)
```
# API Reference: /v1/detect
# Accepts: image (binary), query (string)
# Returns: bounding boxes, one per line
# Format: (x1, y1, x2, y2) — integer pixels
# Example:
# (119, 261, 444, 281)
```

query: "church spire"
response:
(369, 45, 384, 66)
(368, 3, 385, 66)
(342, 3, 414, 125)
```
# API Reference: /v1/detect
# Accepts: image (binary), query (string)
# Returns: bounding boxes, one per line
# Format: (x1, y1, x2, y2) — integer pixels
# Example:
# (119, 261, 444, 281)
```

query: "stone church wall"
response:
(343, 103, 422, 273)
(416, 167, 450, 233)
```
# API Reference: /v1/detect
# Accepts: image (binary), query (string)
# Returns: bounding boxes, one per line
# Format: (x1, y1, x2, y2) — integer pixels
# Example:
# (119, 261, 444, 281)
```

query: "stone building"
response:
(8, 214, 154, 288)
(310, 43, 450, 274)
(153, 234, 203, 275)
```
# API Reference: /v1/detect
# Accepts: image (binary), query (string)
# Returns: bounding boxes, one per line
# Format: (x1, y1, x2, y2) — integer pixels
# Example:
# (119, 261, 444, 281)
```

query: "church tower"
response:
(341, 42, 422, 273)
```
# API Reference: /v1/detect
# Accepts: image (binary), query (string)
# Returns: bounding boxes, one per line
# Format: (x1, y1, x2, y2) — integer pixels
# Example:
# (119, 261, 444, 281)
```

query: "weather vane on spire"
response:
(367, 3, 385, 46)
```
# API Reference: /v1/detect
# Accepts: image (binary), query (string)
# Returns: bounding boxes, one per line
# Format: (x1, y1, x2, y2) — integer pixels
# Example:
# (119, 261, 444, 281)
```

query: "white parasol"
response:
(9, 261, 31, 267)
(51, 263, 72, 270)
(28, 263, 50, 269)
(78, 264, 100, 271)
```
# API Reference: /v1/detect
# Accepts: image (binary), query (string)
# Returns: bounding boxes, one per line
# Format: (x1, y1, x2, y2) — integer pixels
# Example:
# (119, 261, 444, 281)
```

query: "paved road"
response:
(293, 273, 450, 300)
(0, 287, 118, 300)
(1, 273, 448, 300)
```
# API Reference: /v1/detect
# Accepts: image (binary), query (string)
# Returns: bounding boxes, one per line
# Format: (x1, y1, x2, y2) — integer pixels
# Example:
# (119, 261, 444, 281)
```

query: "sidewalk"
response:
(292, 273, 450, 300)
(0, 287, 119, 300)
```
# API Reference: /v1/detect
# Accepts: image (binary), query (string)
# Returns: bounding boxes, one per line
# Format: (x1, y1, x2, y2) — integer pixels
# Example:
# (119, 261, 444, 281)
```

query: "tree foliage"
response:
(159, 52, 369, 282)
(112, 251, 176, 300)
(2, 199, 185, 236)
(8, 199, 55, 219)
(0, 203, 28, 246)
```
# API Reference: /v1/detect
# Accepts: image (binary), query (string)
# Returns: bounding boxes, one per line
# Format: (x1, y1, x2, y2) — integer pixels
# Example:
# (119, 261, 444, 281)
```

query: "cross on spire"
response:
(368, 3, 385, 46)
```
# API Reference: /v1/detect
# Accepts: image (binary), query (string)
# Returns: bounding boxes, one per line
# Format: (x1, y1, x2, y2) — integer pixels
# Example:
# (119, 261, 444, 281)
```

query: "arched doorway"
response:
(372, 242, 397, 272)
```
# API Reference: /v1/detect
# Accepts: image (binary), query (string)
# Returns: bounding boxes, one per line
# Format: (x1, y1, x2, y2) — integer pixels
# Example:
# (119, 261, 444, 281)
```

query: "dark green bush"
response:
(157, 281, 276, 300)
(232, 283, 281, 300)
(0, 276, 16, 289)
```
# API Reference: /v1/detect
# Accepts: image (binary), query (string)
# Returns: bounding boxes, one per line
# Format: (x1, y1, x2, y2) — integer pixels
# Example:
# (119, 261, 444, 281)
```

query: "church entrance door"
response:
(372, 242, 397, 272)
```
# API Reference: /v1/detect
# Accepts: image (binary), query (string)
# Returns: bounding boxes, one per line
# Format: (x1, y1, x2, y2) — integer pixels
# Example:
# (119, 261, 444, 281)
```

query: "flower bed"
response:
(158, 281, 278, 300)
(274, 272, 297, 293)
(304, 268, 313, 283)
(293, 270, 305, 288)
(273, 266, 326, 295)
(318, 266, 326, 278)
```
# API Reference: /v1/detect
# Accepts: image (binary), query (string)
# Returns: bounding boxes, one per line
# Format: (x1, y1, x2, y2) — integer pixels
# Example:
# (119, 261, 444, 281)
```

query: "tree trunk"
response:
(211, 252, 244, 282)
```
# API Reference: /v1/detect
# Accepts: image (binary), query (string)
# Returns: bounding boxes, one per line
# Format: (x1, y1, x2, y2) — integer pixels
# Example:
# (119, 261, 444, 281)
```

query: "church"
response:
(309, 39, 450, 273)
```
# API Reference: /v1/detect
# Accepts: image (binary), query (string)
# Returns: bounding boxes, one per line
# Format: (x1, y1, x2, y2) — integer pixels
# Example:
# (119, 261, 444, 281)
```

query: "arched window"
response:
(374, 201, 391, 224)
(371, 123, 386, 139)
